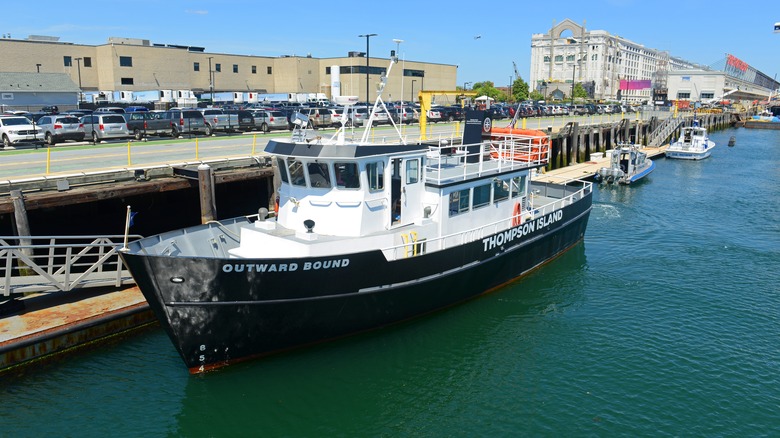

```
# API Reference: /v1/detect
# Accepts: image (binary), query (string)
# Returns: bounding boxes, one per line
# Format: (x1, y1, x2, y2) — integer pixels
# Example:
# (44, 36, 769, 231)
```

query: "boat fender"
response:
(274, 196, 279, 215)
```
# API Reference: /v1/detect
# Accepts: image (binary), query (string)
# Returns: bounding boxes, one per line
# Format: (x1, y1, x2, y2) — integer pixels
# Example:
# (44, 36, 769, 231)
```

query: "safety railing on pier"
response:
(0, 235, 141, 296)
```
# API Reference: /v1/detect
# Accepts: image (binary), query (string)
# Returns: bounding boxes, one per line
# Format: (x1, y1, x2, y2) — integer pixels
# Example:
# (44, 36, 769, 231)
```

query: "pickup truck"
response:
(124, 112, 171, 140)
(199, 108, 241, 134)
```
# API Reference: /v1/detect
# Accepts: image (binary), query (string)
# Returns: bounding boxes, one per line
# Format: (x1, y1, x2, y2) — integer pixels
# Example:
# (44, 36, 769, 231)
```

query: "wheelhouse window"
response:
(405, 159, 419, 184)
(510, 175, 526, 198)
(288, 160, 306, 186)
(366, 161, 384, 191)
(449, 189, 470, 216)
(307, 162, 331, 188)
(277, 158, 289, 184)
(473, 184, 491, 209)
(493, 178, 510, 203)
(119, 56, 133, 67)
(334, 162, 360, 189)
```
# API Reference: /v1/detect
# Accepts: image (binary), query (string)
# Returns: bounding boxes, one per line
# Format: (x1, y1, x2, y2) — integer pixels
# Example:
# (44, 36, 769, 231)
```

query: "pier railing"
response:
(0, 235, 141, 296)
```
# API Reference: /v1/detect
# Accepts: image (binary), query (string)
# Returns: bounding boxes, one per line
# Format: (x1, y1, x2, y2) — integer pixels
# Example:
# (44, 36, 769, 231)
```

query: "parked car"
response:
(80, 113, 130, 142)
(0, 115, 44, 147)
(36, 114, 85, 145)
(161, 109, 209, 137)
(425, 108, 442, 123)
(224, 110, 255, 132)
(94, 107, 126, 114)
(124, 111, 171, 140)
(41, 105, 59, 114)
(388, 107, 415, 124)
(303, 107, 332, 128)
(124, 106, 149, 113)
(437, 106, 465, 122)
(250, 110, 289, 132)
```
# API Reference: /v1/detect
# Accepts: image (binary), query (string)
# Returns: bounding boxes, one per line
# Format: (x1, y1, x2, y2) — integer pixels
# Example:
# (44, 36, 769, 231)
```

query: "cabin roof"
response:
(265, 139, 427, 160)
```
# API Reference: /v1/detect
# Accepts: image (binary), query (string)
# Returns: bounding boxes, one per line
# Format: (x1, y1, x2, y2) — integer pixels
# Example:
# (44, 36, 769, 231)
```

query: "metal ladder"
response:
(647, 116, 684, 147)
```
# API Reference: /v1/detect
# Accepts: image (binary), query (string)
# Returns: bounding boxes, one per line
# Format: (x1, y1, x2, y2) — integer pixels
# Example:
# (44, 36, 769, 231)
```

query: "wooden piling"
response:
(198, 164, 217, 224)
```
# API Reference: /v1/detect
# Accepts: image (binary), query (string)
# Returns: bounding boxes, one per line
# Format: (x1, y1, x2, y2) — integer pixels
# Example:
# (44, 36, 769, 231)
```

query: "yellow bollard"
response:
(251, 134, 257, 155)
(195, 137, 199, 160)
(522, 117, 527, 129)
(127, 141, 132, 166)
(46, 147, 51, 175)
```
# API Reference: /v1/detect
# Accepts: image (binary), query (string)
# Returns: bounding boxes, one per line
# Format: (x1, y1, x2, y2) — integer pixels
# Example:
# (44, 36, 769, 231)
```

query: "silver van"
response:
(80, 114, 130, 142)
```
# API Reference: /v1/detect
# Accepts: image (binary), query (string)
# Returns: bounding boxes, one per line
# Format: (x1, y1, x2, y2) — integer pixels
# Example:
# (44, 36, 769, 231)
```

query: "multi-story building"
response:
(0, 35, 456, 106)
(530, 19, 702, 103)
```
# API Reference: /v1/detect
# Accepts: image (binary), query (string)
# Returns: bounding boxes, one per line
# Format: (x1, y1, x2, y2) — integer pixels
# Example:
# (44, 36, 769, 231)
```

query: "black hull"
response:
(122, 193, 592, 372)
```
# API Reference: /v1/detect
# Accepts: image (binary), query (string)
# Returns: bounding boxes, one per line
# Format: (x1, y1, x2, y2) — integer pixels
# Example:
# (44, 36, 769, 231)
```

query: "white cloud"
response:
(186, 10, 208, 15)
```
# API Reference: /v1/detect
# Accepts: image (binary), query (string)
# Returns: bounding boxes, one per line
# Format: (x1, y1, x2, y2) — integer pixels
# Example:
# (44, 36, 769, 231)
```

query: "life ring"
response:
(511, 202, 522, 227)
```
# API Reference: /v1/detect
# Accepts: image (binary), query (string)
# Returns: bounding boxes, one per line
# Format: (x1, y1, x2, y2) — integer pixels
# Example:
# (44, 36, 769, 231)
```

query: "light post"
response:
(463, 82, 472, 107)
(36, 64, 41, 73)
(571, 62, 576, 105)
(393, 38, 403, 109)
(74, 58, 83, 104)
(358, 33, 377, 115)
(208, 56, 214, 105)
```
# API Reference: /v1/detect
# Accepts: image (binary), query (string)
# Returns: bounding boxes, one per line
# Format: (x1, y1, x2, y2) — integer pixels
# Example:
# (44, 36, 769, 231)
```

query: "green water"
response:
(2, 128, 779, 437)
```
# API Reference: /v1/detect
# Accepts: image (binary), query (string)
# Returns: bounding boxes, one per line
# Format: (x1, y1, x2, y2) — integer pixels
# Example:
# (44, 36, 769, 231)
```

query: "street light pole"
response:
(571, 62, 576, 105)
(393, 38, 403, 108)
(358, 33, 377, 115)
(36, 64, 41, 73)
(74, 58, 83, 105)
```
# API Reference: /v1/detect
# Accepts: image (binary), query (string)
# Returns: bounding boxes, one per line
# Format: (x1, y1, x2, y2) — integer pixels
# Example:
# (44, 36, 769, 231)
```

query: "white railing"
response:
(424, 132, 550, 185)
(0, 235, 141, 296)
(382, 181, 592, 261)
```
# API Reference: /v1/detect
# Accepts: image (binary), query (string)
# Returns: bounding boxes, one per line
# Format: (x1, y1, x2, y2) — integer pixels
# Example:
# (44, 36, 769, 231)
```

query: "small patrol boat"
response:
(596, 143, 655, 184)
(665, 122, 716, 160)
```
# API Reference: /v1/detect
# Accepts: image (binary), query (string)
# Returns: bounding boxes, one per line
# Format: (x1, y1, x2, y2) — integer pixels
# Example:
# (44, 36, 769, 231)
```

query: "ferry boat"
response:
(596, 143, 655, 185)
(665, 122, 716, 160)
(119, 54, 593, 373)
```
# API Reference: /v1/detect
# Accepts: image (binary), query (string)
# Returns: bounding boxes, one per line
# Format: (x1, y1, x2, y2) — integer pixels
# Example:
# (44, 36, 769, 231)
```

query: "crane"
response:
(512, 61, 520, 81)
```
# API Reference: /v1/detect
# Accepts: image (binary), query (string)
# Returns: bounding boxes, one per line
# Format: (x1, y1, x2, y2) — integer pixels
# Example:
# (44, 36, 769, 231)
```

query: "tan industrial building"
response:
(0, 35, 456, 105)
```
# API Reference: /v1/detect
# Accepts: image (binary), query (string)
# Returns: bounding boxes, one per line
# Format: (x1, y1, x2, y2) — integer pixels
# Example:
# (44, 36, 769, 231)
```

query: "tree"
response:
(512, 77, 530, 102)
(472, 81, 502, 102)
(572, 82, 588, 100)
(529, 90, 544, 102)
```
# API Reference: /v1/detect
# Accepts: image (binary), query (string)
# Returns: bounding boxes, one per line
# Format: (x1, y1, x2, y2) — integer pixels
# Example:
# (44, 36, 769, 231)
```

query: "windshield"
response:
(1, 117, 31, 126)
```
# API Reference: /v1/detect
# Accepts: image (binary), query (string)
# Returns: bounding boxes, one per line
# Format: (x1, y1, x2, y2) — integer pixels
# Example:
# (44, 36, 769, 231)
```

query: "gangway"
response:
(0, 235, 141, 297)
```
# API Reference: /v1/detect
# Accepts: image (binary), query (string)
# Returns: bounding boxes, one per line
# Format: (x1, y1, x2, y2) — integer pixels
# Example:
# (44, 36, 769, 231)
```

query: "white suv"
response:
(0, 115, 44, 148)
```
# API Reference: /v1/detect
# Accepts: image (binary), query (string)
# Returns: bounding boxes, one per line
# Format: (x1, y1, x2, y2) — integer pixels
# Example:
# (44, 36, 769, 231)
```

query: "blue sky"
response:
(3, 0, 778, 87)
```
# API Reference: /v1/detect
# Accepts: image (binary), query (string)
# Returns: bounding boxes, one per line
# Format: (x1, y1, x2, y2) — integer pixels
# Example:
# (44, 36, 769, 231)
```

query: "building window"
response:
(543, 56, 550, 62)
(83, 57, 92, 67)
(215, 63, 221, 72)
(700, 92, 714, 99)
(267, 66, 272, 74)
(566, 54, 575, 61)
(677, 92, 691, 99)
(554, 55, 563, 63)
(121, 77, 134, 85)
(119, 56, 133, 67)
(233, 64, 238, 73)
(252, 65, 257, 74)
(193, 62, 200, 72)
(63, 56, 72, 67)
